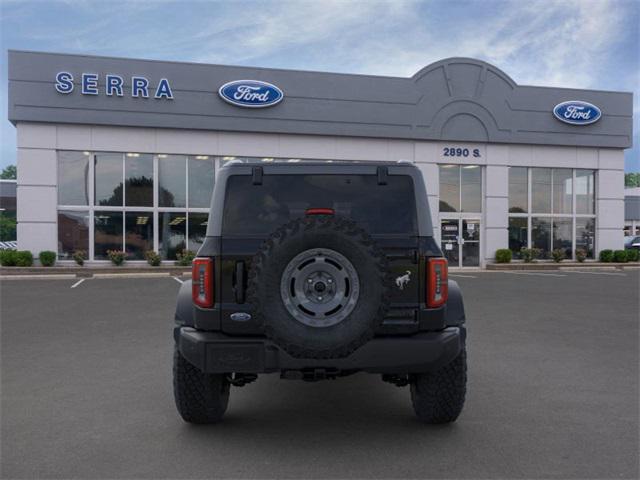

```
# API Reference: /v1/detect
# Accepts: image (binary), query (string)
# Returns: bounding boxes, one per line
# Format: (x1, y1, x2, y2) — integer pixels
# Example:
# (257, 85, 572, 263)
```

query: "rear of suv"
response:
(173, 161, 467, 423)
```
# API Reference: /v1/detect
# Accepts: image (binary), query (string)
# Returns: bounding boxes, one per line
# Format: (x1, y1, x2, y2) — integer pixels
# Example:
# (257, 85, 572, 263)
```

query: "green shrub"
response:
(599, 249, 614, 262)
(575, 249, 587, 263)
(626, 249, 639, 262)
(15, 250, 34, 267)
(175, 249, 196, 266)
(613, 250, 628, 263)
(144, 250, 161, 266)
(107, 250, 127, 266)
(520, 248, 533, 263)
(73, 250, 87, 266)
(495, 249, 512, 263)
(39, 250, 57, 267)
(0, 249, 18, 266)
(551, 249, 565, 263)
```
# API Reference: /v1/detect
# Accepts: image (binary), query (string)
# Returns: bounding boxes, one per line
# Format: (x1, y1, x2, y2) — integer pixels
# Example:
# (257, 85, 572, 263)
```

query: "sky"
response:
(0, 0, 638, 171)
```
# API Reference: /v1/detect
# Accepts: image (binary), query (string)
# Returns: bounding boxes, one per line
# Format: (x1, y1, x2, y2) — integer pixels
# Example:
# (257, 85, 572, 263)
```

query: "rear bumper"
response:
(175, 326, 464, 374)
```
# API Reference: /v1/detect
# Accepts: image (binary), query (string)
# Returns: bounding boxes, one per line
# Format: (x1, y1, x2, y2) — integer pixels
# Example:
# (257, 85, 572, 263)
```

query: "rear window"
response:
(222, 174, 417, 236)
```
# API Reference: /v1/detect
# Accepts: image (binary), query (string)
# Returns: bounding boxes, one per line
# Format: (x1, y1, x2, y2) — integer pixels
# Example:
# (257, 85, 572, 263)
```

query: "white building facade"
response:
(8, 51, 633, 267)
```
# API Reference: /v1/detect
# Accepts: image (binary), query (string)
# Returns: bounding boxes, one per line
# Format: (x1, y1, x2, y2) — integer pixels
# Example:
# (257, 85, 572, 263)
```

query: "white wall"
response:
(16, 122, 625, 262)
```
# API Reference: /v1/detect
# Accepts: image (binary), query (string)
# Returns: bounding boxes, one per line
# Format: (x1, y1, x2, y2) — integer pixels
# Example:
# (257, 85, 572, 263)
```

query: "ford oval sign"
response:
(218, 80, 283, 108)
(553, 100, 601, 125)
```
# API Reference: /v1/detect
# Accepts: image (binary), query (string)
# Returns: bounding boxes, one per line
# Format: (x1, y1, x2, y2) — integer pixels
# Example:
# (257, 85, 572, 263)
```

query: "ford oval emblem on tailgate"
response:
(230, 312, 252, 322)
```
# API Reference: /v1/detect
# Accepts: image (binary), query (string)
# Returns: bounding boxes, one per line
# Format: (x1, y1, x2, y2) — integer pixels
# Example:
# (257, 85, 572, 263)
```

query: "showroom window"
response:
(508, 167, 596, 259)
(57, 151, 215, 261)
(439, 165, 482, 213)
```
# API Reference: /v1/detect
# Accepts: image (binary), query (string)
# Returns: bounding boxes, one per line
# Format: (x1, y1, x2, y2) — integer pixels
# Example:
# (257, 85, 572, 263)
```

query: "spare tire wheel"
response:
(247, 215, 389, 359)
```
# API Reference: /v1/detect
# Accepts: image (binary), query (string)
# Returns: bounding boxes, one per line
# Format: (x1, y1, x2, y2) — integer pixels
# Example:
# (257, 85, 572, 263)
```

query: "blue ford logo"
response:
(218, 80, 283, 108)
(553, 100, 601, 125)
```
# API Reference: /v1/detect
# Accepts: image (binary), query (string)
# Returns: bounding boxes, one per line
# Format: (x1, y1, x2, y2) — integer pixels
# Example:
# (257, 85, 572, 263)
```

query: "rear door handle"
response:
(234, 261, 246, 304)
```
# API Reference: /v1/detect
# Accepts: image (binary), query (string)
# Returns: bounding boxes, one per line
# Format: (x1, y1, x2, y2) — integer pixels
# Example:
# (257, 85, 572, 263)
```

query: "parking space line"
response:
(70, 278, 86, 288)
(568, 270, 626, 276)
(172, 276, 184, 284)
(499, 271, 567, 277)
(450, 274, 477, 278)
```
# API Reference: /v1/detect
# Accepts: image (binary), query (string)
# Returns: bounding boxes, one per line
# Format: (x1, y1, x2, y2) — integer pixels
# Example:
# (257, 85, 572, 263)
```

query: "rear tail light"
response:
(192, 257, 214, 308)
(426, 258, 448, 308)
(305, 208, 335, 215)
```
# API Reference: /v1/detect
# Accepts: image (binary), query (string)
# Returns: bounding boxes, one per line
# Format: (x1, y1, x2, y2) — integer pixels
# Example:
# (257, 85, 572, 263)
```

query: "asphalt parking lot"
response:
(1, 270, 639, 479)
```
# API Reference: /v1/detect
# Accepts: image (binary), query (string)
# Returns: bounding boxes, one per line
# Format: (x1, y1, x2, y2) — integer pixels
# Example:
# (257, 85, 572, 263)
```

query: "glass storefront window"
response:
(508, 217, 527, 258)
(94, 211, 123, 259)
(576, 218, 595, 258)
(576, 170, 595, 214)
(159, 212, 186, 260)
(125, 212, 153, 260)
(95, 153, 123, 206)
(552, 217, 572, 258)
(159, 155, 186, 207)
(461, 165, 481, 213)
(531, 217, 551, 259)
(552, 169, 572, 214)
(125, 153, 153, 207)
(188, 156, 215, 208)
(58, 151, 90, 205)
(188, 212, 208, 252)
(58, 210, 89, 259)
(508, 167, 528, 213)
(439, 165, 459, 212)
(531, 168, 552, 213)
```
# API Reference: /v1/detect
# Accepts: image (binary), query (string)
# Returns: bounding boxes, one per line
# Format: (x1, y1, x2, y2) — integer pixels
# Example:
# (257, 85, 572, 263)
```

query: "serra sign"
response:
(55, 72, 174, 99)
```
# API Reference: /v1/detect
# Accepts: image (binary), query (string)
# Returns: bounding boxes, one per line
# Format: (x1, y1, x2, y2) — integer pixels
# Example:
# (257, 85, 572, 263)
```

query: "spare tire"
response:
(247, 215, 389, 359)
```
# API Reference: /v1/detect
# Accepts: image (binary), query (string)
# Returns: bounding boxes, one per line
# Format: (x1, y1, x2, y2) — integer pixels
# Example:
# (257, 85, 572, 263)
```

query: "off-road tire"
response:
(410, 347, 467, 423)
(248, 215, 389, 359)
(173, 344, 230, 424)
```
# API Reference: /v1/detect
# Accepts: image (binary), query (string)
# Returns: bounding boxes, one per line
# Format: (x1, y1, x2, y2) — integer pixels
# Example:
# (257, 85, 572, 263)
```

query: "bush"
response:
(551, 249, 565, 263)
(626, 249, 639, 262)
(175, 249, 196, 266)
(73, 250, 87, 266)
(107, 250, 127, 266)
(145, 250, 161, 266)
(0, 249, 18, 266)
(599, 249, 614, 262)
(575, 249, 587, 263)
(15, 250, 34, 267)
(520, 247, 542, 263)
(613, 250, 628, 263)
(39, 250, 56, 267)
(495, 249, 512, 263)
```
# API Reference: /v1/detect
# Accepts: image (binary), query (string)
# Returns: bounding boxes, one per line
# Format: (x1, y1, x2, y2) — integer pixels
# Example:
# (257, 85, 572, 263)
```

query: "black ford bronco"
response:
(173, 161, 467, 424)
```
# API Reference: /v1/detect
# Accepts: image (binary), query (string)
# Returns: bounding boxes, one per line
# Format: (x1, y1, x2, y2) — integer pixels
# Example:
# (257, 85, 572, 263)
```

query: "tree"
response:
(1, 165, 16, 179)
(625, 172, 640, 188)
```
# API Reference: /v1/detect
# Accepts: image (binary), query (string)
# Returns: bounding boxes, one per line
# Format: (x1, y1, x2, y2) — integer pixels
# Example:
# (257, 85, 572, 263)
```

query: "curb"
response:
(0, 270, 192, 280)
(486, 262, 638, 271)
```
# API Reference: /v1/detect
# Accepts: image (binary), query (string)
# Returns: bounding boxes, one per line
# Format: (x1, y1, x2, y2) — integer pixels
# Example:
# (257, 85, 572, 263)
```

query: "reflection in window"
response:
(576, 218, 595, 258)
(552, 217, 572, 257)
(508, 167, 527, 213)
(159, 212, 186, 260)
(553, 169, 572, 214)
(508, 217, 527, 258)
(531, 217, 551, 258)
(576, 170, 595, 214)
(461, 166, 481, 213)
(188, 212, 208, 252)
(125, 212, 153, 260)
(58, 210, 89, 259)
(531, 168, 552, 213)
(159, 155, 186, 207)
(188, 156, 215, 208)
(94, 211, 123, 259)
(95, 153, 123, 206)
(125, 153, 153, 207)
(58, 151, 90, 205)
(439, 165, 459, 212)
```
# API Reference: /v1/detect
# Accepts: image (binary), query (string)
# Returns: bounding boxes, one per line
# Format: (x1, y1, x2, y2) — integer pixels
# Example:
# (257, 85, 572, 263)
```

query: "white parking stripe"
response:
(70, 278, 86, 288)
(172, 276, 184, 284)
(499, 271, 566, 277)
(450, 274, 477, 278)
(568, 270, 626, 276)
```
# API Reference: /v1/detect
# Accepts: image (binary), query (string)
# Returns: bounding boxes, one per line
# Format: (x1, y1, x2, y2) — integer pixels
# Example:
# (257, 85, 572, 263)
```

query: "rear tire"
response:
(410, 348, 467, 424)
(173, 344, 230, 424)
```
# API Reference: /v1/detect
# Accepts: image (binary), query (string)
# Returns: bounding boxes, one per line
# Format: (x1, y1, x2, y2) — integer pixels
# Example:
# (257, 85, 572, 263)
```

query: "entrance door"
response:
(440, 218, 481, 267)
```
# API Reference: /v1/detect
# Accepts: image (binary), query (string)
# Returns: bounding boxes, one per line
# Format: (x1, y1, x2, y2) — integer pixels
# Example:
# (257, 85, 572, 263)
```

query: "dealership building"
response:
(7, 50, 633, 267)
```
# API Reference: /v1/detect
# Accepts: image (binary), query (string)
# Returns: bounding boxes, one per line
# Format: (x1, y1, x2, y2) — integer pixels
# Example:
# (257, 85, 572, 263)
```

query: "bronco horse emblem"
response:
(395, 270, 411, 290)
